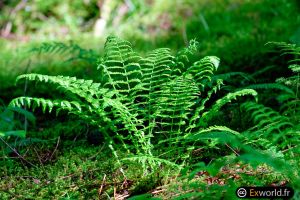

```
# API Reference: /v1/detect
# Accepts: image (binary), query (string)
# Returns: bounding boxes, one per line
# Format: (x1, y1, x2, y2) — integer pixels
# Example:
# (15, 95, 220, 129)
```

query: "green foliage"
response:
(30, 41, 98, 64)
(1, 0, 300, 198)
(3, 37, 300, 199)
(269, 42, 300, 122)
(237, 42, 300, 152)
(10, 37, 257, 159)
(0, 100, 35, 138)
(244, 83, 295, 95)
(0, 0, 99, 37)
(241, 101, 298, 150)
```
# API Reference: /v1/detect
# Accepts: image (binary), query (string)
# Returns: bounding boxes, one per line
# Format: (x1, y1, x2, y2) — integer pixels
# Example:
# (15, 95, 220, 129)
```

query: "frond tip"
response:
(9, 97, 82, 115)
(207, 56, 220, 71)
(200, 89, 258, 124)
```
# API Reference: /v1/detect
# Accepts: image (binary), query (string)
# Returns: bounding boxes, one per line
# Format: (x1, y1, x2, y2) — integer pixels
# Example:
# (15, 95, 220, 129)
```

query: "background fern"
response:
(30, 41, 98, 64)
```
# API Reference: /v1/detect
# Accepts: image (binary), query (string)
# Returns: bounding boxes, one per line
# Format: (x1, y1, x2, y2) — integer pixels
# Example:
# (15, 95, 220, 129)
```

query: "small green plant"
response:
(10, 36, 257, 169)
(0, 99, 35, 138)
(4, 38, 300, 199)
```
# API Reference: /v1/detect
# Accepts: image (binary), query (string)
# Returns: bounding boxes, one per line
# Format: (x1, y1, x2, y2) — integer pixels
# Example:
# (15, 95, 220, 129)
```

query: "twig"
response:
(49, 136, 60, 161)
(98, 174, 106, 197)
(151, 189, 167, 194)
(114, 183, 117, 199)
(59, 173, 76, 180)
(0, 137, 36, 167)
(33, 147, 44, 166)
(225, 143, 240, 156)
(281, 145, 298, 153)
(87, 143, 105, 160)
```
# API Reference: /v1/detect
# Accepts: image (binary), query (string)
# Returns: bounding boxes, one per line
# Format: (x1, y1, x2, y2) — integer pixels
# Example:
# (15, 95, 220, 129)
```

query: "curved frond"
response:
(100, 36, 143, 95)
(244, 83, 295, 95)
(200, 89, 258, 125)
(186, 56, 220, 90)
(9, 97, 82, 114)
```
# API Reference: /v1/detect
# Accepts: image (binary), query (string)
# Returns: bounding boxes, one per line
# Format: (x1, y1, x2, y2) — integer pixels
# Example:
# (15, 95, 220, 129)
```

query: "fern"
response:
(30, 41, 98, 64)
(11, 36, 258, 167)
(212, 71, 254, 82)
(241, 101, 298, 150)
(0, 103, 35, 138)
(172, 39, 199, 75)
(243, 83, 295, 95)
(199, 89, 258, 126)
(186, 56, 219, 91)
(267, 42, 300, 123)
(99, 36, 143, 94)
(122, 155, 182, 170)
(266, 42, 300, 64)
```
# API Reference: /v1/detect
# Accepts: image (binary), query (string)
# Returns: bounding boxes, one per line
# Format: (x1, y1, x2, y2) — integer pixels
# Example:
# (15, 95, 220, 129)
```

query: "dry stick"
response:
(49, 136, 60, 161)
(22, 147, 30, 157)
(87, 143, 105, 160)
(0, 137, 36, 167)
(114, 183, 117, 199)
(0, 156, 20, 159)
(98, 174, 107, 197)
(59, 173, 77, 180)
(18, 147, 31, 168)
(281, 145, 298, 153)
(33, 147, 43, 166)
(151, 189, 167, 195)
(225, 143, 240, 156)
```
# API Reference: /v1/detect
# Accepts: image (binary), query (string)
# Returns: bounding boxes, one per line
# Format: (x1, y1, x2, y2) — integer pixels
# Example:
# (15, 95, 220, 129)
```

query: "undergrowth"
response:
(0, 37, 299, 199)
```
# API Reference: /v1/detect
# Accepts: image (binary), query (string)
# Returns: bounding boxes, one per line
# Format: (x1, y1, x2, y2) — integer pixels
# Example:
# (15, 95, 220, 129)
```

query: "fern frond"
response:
(172, 39, 199, 75)
(250, 65, 277, 78)
(182, 126, 243, 149)
(244, 83, 295, 95)
(16, 73, 108, 110)
(266, 42, 300, 64)
(241, 101, 295, 139)
(100, 36, 143, 96)
(30, 42, 76, 54)
(134, 48, 175, 133)
(186, 126, 240, 137)
(9, 97, 82, 114)
(30, 41, 97, 63)
(155, 75, 199, 135)
(289, 64, 300, 73)
(188, 79, 224, 131)
(276, 77, 300, 88)
(200, 89, 258, 125)
(122, 155, 182, 170)
(212, 72, 253, 82)
(186, 56, 220, 90)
